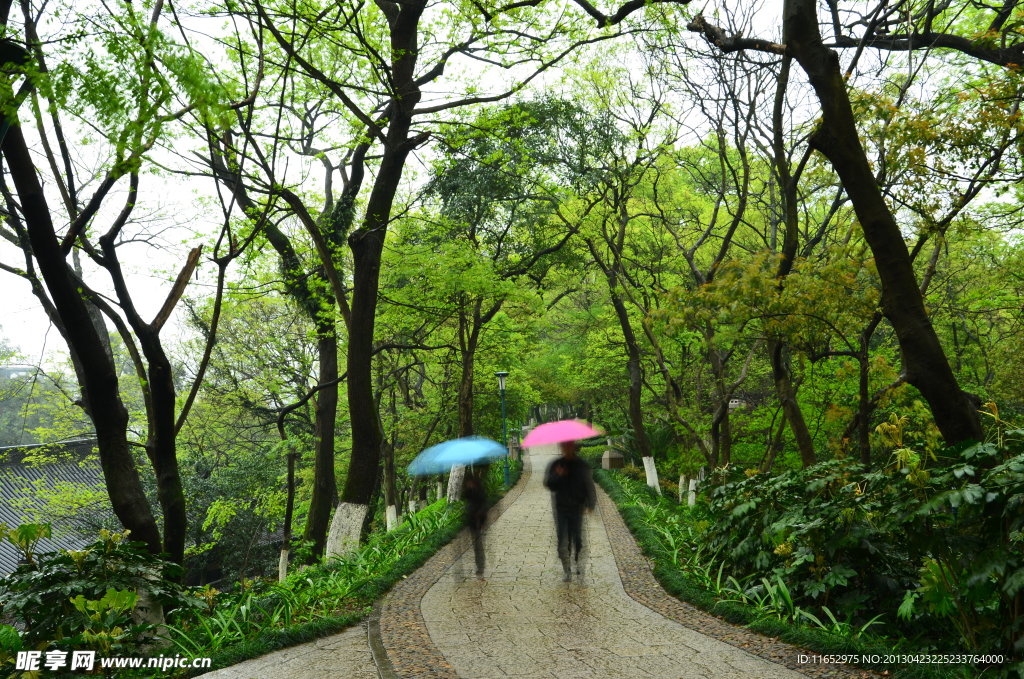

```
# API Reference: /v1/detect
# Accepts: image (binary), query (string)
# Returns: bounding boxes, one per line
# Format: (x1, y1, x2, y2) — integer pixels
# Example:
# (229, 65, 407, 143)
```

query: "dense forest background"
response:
(2, 0, 1024, 660)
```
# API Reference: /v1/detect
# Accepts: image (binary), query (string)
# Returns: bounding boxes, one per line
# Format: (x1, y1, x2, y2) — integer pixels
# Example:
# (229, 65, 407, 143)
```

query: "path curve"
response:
(376, 453, 534, 677)
(205, 447, 875, 678)
(412, 446, 807, 678)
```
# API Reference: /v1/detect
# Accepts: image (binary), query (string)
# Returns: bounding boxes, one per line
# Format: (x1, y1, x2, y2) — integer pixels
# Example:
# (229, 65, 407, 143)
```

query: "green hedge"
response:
(593, 468, 973, 679)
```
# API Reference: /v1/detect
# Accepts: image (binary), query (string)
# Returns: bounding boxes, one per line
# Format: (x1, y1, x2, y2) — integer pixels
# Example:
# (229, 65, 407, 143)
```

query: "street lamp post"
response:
(496, 371, 509, 487)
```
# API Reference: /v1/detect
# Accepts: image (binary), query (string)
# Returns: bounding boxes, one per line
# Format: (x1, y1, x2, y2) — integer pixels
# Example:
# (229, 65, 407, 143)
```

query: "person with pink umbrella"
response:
(525, 420, 600, 582)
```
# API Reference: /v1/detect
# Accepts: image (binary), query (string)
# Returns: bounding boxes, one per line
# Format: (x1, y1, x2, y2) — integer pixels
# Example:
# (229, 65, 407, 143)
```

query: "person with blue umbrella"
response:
(463, 470, 488, 578)
(407, 436, 506, 578)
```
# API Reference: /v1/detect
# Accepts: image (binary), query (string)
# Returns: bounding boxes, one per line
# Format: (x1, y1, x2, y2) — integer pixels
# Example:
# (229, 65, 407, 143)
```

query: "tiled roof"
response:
(0, 440, 112, 576)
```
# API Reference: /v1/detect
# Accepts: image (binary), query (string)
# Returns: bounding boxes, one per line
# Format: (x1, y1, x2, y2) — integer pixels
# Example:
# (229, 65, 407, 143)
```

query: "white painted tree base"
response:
(688, 479, 698, 506)
(385, 504, 398, 531)
(133, 585, 169, 651)
(642, 456, 661, 496)
(408, 500, 418, 514)
(436, 482, 443, 502)
(278, 548, 289, 582)
(447, 464, 466, 503)
(325, 502, 368, 561)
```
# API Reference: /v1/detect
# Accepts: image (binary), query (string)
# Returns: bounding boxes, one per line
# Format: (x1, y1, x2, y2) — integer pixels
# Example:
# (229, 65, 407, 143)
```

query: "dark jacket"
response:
(463, 474, 488, 531)
(544, 456, 596, 512)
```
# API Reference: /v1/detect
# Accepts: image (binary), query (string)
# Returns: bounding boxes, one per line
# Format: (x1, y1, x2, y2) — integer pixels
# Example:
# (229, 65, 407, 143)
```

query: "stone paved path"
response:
(418, 445, 806, 679)
(203, 447, 871, 678)
(201, 622, 377, 679)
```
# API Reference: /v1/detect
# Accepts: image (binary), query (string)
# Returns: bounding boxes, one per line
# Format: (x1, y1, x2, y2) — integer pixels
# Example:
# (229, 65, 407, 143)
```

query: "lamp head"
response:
(495, 370, 509, 391)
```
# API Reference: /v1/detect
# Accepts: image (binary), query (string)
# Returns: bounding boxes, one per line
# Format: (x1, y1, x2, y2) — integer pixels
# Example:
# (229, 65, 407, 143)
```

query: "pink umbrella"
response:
(521, 419, 603, 448)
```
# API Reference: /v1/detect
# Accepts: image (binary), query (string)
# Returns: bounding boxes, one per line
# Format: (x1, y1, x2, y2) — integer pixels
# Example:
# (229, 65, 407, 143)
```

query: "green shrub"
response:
(595, 469, 975, 677)
(177, 462, 524, 675)
(166, 499, 463, 659)
(0, 623, 23, 672)
(0, 446, 527, 678)
(599, 418, 1024, 675)
(702, 434, 1024, 661)
(0, 524, 196, 676)
(619, 463, 645, 483)
(658, 477, 679, 498)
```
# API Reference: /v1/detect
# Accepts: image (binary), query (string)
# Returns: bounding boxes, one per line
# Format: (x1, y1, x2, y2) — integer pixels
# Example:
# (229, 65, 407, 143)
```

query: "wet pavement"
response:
(418, 445, 804, 678)
(202, 445, 827, 678)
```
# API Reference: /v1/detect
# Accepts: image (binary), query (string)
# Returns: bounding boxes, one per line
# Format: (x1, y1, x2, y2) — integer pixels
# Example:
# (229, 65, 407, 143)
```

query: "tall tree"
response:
(204, 119, 354, 559)
(426, 100, 585, 437)
(687, 0, 990, 445)
(248, 0, 682, 545)
(0, 0, 228, 564)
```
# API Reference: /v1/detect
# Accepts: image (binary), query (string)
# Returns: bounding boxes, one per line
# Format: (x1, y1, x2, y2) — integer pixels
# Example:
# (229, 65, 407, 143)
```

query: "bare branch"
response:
(687, 14, 787, 54)
(151, 246, 203, 333)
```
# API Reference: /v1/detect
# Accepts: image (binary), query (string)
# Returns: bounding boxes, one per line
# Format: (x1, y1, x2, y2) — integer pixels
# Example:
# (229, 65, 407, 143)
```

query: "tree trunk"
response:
(641, 456, 661, 495)
(856, 314, 885, 468)
(708, 402, 733, 468)
(706, 341, 734, 469)
(329, 0, 426, 546)
(608, 291, 653, 464)
(785, 0, 984, 444)
(2, 125, 162, 555)
(720, 408, 732, 467)
(769, 341, 816, 468)
(585, 229, 654, 469)
(456, 297, 501, 438)
(408, 476, 419, 513)
(447, 464, 466, 503)
(710, 406, 723, 469)
(859, 335, 872, 468)
(341, 222, 385, 510)
(303, 330, 338, 559)
(761, 416, 787, 473)
(212, 157, 342, 550)
(383, 389, 398, 530)
(457, 342, 476, 437)
(134, 329, 188, 564)
(96, 235, 197, 567)
(279, 445, 296, 582)
(340, 111, 419, 538)
(383, 435, 397, 530)
(627, 355, 655, 456)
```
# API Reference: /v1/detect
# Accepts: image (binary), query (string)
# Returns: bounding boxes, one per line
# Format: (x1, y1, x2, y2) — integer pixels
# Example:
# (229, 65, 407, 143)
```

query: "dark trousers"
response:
(470, 526, 485, 575)
(555, 507, 584, 572)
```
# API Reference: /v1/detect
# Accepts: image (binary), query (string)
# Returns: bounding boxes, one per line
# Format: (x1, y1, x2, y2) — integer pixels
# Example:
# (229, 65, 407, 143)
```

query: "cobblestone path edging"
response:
(368, 600, 399, 679)
(595, 487, 877, 679)
(375, 459, 533, 678)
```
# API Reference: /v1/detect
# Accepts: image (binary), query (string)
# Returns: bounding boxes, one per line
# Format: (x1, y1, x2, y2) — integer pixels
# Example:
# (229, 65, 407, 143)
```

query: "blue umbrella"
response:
(407, 436, 507, 476)
(406, 442, 447, 476)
